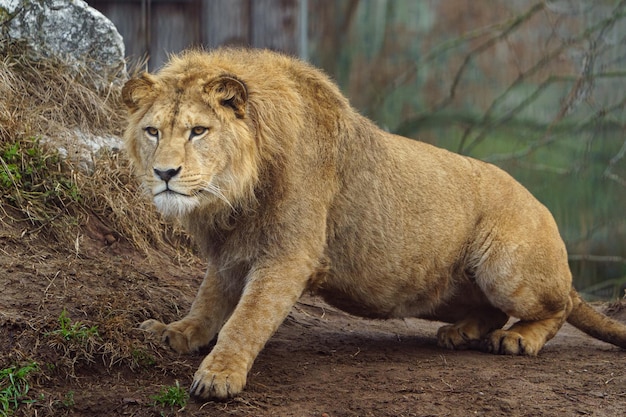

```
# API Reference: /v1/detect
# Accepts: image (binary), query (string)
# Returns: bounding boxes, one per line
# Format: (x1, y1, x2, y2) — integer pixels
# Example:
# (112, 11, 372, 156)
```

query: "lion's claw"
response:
(190, 366, 246, 400)
(189, 377, 209, 398)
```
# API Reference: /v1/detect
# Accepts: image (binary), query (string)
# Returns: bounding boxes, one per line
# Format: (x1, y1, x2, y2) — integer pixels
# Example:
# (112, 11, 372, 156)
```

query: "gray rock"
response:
(0, 0, 127, 89)
(50, 128, 124, 173)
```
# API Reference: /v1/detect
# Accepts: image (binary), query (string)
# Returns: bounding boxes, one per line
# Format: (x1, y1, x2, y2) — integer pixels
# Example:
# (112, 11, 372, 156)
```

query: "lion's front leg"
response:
(141, 265, 239, 354)
(189, 260, 311, 399)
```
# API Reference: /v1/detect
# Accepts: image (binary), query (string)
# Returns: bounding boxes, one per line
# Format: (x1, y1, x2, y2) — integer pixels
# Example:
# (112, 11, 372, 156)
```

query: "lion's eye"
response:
(189, 126, 208, 139)
(144, 126, 159, 138)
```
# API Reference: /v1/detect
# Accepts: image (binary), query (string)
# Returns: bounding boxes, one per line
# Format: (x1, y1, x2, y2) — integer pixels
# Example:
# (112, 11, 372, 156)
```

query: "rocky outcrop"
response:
(0, 0, 127, 89)
(0, 0, 127, 171)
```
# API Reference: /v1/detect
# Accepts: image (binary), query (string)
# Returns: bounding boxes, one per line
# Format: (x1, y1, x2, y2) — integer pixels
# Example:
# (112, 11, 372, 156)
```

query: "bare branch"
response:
(569, 254, 626, 264)
(461, 1, 626, 155)
(604, 138, 626, 187)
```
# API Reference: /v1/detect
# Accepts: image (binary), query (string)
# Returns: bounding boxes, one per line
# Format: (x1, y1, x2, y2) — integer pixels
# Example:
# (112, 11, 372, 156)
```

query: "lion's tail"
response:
(567, 289, 626, 349)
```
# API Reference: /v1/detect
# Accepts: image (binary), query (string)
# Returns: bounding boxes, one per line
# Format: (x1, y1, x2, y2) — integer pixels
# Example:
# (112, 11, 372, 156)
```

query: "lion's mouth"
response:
(154, 189, 191, 197)
(151, 181, 232, 211)
(152, 182, 194, 198)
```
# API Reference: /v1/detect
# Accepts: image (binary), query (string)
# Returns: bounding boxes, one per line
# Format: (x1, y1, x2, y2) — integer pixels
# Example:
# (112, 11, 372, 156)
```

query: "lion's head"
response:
(121, 53, 260, 218)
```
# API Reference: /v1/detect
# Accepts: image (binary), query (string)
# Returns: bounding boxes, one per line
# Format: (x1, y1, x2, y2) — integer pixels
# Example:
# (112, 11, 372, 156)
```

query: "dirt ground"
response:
(1, 216, 625, 417)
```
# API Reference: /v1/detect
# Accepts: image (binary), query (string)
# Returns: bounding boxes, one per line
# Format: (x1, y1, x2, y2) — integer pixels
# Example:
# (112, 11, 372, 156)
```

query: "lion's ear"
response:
(122, 73, 157, 113)
(205, 75, 248, 119)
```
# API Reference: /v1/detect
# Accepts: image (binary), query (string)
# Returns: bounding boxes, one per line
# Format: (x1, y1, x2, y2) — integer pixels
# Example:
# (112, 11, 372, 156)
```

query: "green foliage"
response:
(46, 309, 99, 343)
(0, 137, 80, 207)
(151, 381, 188, 411)
(0, 362, 39, 417)
(0, 137, 82, 243)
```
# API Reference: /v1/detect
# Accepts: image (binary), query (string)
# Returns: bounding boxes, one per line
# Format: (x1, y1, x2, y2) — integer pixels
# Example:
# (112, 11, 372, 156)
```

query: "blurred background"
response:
(87, 0, 626, 300)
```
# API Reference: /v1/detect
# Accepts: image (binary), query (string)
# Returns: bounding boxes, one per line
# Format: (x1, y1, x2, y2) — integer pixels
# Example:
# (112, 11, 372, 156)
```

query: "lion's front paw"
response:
(140, 319, 168, 337)
(484, 329, 539, 356)
(140, 318, 213, 354)
(190, 357, 247, 400)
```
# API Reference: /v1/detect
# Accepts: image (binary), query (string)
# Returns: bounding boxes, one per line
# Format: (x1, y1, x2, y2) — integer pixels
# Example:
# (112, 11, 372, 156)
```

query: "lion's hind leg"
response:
(437, 308, 509, 351)
(473, 224, 574, 356)
(437, 304, 570, 356)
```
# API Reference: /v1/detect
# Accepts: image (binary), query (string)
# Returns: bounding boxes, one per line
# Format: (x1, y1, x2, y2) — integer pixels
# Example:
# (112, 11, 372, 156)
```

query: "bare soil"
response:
(1, 216, 625, 417)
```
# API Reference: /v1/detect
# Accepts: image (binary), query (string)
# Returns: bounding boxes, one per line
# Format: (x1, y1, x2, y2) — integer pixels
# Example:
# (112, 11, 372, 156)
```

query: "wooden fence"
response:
(88, 0, 305, 70)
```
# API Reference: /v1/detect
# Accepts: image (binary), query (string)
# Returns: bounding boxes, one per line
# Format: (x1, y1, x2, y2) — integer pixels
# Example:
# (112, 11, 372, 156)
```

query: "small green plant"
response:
(46, 309, 99, 343)
(0, 362, 39, 416)
(0, 142, 23, 189)
(61, 390, 75, 408)
(150, 381, 188, 411)
(131, 348, 156, 367)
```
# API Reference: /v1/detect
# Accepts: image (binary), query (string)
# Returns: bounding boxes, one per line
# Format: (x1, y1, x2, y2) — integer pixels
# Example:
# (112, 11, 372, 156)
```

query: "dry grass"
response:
(0, 39, 188, 255)
(0, 41, 122, 140)
(0, 41, 202, 415)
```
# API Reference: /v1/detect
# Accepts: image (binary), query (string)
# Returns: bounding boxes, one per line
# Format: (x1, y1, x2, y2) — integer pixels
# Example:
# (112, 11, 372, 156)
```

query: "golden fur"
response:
(122, 48, 626, 400)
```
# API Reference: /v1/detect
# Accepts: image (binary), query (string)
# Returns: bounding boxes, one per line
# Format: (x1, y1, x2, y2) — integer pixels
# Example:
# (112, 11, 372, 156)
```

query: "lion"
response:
(122, 48, 626, 400)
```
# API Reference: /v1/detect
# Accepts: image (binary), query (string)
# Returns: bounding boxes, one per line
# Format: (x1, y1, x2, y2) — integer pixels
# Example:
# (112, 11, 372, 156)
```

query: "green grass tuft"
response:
(0, 362, 39, 417)
(151, 380, 188, 410)
(45, 309, 99, 343)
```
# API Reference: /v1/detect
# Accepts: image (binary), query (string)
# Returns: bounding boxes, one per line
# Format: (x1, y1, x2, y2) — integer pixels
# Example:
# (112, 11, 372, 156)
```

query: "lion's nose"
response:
(153, 166, 182, 182)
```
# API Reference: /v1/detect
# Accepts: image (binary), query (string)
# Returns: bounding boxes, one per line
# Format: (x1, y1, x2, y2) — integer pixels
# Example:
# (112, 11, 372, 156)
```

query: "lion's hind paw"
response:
(437, 324, 473, 350)
(437, 322, 490, 351)
(484, 329, 540, 356)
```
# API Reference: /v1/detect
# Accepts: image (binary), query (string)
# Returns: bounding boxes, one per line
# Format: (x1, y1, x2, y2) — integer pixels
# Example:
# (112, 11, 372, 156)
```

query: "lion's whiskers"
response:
(200, 181, 234, 210)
